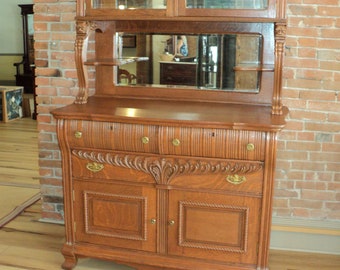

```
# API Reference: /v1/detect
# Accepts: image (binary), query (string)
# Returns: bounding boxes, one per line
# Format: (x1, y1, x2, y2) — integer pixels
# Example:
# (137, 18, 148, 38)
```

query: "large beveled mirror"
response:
(116, 33, 264, 93)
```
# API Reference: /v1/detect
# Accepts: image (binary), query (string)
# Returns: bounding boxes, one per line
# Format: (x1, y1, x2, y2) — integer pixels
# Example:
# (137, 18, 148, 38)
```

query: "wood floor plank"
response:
(0, 118, 39, 188)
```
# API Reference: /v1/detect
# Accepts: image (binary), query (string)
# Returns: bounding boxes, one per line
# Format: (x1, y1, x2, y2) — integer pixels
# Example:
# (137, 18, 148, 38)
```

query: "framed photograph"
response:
(0, 86, 23, 122)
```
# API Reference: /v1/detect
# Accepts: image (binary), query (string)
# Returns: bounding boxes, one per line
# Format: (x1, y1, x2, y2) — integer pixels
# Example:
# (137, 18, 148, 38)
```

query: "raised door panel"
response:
(73, 180, 157, 252)
(168, 190, 261, 266)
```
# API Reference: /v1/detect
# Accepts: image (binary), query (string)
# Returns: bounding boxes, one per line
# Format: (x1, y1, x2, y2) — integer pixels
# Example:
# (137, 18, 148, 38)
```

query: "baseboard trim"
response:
(270, 217, 340, 255)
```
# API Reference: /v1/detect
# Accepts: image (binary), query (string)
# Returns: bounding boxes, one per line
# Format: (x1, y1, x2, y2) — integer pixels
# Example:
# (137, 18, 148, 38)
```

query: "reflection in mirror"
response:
(117, 33, 263, 93)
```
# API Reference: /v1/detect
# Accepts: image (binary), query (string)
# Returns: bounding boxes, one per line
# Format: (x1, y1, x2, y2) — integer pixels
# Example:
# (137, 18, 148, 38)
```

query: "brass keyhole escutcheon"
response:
(86, 162, 104, 173)
(226, 174, 247, 185)
(150, 218, 156, 225)
(141, 136, 150, 144)
(172, 138, 181, 147)
(168, 220, 175, 226)
(74, 131, 82, 139)
(246, 143, 255, 151)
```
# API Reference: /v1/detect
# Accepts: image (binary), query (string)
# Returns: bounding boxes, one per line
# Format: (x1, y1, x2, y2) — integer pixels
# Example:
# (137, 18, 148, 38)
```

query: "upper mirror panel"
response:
(186, 0, 268, 9)
(117, 33, 263, 93)
(91, 0, 166, 9)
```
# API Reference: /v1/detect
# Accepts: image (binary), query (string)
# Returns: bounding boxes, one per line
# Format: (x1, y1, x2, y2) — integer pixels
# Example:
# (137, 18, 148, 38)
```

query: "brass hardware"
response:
(150, 218, 156, 224)
(226, 174, 247, 185)
(168, 220, 175, 226)
(141, 136, 150, 144)
(74, 131, 82, 139)
(246, 143, 255, 151)
(86, 162, 104, 173)
(172, 138, 181, 147)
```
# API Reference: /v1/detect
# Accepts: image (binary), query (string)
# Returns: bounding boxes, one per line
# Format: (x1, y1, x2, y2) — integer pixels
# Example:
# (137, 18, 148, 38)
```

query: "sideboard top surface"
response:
(52, 97, 287, 131)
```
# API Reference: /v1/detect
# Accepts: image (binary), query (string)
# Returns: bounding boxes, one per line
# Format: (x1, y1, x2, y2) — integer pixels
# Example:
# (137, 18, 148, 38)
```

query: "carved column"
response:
(272, 22, 287, 115)
(74, 21, 95, 104)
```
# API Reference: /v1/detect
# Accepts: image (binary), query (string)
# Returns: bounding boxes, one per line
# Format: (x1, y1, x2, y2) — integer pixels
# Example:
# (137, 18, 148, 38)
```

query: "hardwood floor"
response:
(0, 118, 339, 270)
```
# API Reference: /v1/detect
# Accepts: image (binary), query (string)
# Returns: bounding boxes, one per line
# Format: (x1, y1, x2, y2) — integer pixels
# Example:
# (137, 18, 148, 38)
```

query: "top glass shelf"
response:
(84, 0, 279, 20)
(186, 0, 268, 9)
(91, 0, 167, 9)
(90, 0, 268, 10)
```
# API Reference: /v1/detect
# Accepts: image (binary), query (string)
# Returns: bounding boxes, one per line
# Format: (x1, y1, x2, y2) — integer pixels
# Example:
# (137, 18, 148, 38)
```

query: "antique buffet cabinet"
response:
(52, 1, 287, 269)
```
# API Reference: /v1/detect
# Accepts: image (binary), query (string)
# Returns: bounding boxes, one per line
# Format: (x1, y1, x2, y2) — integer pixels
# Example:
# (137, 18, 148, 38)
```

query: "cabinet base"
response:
(61, 244, 267, 270)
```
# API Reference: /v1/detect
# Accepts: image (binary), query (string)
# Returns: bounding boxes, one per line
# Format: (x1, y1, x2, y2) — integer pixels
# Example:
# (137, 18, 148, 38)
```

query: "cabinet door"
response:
(178, 0, 276, 18)
(73, 180, 157, 252)
(168, 190, 261, 266)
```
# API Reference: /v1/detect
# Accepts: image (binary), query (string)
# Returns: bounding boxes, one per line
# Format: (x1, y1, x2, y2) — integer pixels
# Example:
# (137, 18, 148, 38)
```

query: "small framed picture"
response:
(0, 86, 23, 122)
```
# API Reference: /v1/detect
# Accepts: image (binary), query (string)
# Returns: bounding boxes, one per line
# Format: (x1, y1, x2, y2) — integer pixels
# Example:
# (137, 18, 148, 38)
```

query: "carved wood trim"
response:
(272, 22, 287, 115)
(71, 149, 264, 184)
(74, 21, 97, 104)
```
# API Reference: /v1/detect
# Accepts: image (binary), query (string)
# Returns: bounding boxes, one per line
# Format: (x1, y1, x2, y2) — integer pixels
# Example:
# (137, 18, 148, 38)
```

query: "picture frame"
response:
(0, 86, 23, 122)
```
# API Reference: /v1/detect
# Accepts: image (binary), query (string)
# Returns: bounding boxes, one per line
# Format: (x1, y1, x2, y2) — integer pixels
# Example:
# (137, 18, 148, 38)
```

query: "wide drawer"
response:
(70, 148, 263, 195)
(65, 120, 159, 153)
(160, 127, 266, 161)
(169, 160, 264, 195)
(71, 150, 156, 184)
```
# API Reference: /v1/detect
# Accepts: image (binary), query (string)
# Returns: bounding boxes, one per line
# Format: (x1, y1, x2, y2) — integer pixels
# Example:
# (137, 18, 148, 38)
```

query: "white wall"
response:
(1, 0, 33, 54)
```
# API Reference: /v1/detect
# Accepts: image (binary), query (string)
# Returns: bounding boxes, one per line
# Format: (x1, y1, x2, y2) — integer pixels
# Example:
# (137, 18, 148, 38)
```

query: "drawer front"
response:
(66, 120, 159, 153)
(71, 151, 156, 184)
(160, 127, 266, 160)
(170, 163, 264, 195)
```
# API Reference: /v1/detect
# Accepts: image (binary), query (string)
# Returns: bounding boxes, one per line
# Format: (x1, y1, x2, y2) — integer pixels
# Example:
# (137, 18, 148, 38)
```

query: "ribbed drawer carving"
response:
(160, 127, 266, 160)
(66, 120, 159, 153)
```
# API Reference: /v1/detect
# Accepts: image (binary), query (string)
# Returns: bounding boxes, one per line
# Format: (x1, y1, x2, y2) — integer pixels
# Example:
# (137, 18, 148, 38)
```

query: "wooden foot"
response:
(61, 244, 78, 270)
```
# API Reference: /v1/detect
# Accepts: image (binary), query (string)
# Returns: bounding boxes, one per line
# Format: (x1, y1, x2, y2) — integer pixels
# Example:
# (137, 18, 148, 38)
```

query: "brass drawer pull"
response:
(172, 138, 181, 147)
(150, 218, 156, 224)
(168, 220, 175, 226)
(74, 131, 82, 139)
(141, 136, 150, 144)
(226, 175, 246, 185)
(246, 143, 255, 151)
(86, 162, 104, 173)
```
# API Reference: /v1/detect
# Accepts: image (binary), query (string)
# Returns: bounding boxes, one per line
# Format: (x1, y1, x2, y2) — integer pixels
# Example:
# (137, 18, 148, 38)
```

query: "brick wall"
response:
(34, 0, 77, 222)
(275, 0, 340, 221)
(34, 0, 340, 223)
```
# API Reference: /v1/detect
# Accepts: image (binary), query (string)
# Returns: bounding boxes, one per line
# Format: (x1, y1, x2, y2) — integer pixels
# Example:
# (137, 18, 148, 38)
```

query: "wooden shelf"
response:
(233, 64, 274, 72)
(84, 57, 149, 66)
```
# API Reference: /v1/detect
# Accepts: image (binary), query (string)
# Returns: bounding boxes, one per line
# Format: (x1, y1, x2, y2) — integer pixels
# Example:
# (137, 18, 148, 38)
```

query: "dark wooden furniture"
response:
(13, 4, 37, 119)
(160, 62, 197, 85)
(52, 1, 287, 270)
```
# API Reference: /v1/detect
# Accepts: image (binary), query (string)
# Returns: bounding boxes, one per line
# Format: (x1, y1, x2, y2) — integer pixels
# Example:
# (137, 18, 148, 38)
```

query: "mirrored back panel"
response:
(117, 33, 264, 93)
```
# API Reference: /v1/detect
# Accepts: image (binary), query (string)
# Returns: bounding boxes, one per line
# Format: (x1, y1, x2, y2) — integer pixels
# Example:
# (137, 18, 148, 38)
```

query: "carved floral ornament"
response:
(71, 149, 263, 184)
(76, 20, 98, 36)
